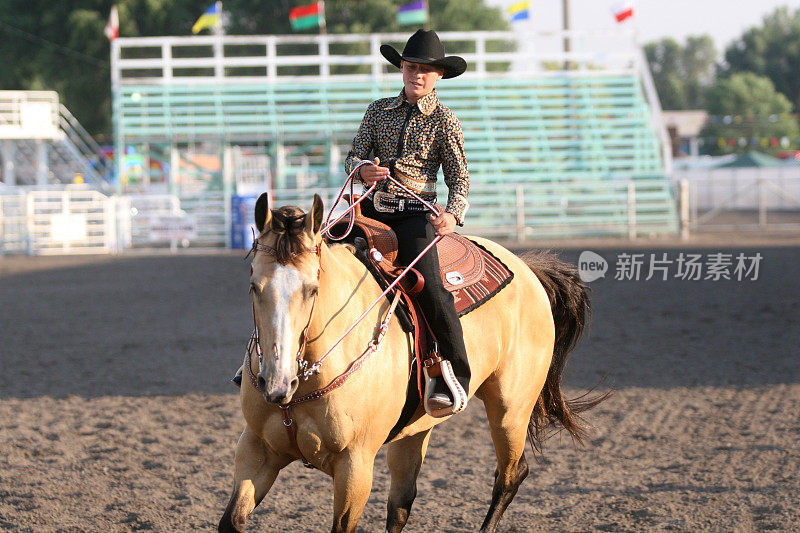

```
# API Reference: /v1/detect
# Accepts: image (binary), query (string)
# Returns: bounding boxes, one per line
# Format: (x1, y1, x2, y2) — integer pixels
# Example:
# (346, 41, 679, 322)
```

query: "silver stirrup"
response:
(423, 360, 468, 418)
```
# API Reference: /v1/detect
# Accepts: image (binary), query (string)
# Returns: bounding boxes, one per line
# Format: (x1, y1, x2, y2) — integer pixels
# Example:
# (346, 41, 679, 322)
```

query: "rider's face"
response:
(401, 61, 444, 103)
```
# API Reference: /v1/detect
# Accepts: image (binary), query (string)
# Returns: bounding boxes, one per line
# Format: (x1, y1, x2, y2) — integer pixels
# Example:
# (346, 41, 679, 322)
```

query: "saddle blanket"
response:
(438, 234, 514, 317)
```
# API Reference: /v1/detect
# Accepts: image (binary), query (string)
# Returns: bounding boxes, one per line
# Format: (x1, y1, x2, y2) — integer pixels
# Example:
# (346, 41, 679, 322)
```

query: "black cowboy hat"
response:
(380, 29, 467, 79)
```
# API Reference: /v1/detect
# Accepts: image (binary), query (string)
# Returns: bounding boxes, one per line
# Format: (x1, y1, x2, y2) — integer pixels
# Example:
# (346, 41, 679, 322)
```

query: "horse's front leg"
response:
(219, 427, 290, 533)
(331, 450, 376, 533)
(385, 428, 433, 533)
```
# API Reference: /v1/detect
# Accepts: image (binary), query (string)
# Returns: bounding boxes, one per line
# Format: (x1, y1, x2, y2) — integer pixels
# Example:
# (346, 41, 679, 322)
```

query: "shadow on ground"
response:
(1, 246, 797, 399)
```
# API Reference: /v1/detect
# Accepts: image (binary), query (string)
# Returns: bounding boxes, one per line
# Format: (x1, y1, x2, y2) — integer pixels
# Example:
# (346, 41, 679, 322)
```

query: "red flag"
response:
(104, 5, 119, 40)
(611, 1, 634, 23)
(289, 2, 322, 19)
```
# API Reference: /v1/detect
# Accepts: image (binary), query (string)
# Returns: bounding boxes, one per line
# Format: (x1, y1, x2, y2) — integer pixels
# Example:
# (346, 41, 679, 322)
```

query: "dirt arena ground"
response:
(1, 239, 798, 532)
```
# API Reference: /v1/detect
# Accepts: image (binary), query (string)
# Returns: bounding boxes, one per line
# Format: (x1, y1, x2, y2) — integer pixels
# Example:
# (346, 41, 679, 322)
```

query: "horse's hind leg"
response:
(385, 428, 433, 533)
(477, 381, 533, 533)
(219, 427, 290, 533)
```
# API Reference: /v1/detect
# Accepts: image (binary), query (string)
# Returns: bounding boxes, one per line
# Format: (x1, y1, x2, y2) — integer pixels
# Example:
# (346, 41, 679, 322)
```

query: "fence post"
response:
(515, 185, 525, 241)
(627, 181, 637, 239)
(680, 178, 690, 240)
(223, 146, 234, 249)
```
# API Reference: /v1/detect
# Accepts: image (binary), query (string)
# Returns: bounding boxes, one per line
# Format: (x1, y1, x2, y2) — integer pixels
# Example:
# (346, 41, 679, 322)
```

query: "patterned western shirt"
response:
(344, 89, 470, 225)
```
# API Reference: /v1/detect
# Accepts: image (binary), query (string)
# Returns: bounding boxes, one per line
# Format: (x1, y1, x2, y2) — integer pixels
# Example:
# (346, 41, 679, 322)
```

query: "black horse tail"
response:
(523, 251, 611, 454)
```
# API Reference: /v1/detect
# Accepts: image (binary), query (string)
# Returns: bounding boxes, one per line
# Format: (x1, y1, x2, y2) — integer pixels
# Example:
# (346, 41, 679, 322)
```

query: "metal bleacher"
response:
(112, 31, 678, 239)
(0, 91, 111, 189)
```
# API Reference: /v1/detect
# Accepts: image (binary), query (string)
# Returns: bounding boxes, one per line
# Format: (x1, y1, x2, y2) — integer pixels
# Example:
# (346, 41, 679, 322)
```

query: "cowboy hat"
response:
(380, 29, 467, 79)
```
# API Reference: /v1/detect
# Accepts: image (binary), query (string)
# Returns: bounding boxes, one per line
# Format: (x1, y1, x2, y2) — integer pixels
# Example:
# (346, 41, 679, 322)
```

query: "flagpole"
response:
(319, 1, 327, 35)
(214, 1, 224, 35)
(562, 0, 571, 70)
(424, 1, 430, 31)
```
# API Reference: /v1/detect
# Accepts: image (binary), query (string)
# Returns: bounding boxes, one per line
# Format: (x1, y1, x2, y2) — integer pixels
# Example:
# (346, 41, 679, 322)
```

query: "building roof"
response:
(662, 110, 708, 137)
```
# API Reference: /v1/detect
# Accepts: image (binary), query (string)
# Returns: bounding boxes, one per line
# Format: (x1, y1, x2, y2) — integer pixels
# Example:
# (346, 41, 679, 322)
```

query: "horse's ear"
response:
(305, 194, 324, 235)
(254, 193, 271, 233)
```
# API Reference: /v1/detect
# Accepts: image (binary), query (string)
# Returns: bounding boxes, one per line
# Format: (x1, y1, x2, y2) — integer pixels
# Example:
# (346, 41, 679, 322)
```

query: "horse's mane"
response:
(268, 206, 309, 265)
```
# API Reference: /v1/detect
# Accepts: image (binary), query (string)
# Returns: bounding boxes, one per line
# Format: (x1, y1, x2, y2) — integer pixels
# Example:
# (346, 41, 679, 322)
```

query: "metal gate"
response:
(23, 189, 118, 255)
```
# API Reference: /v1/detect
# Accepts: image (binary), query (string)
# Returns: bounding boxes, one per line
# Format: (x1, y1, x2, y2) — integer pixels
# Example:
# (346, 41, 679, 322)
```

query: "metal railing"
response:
(675, 172, 800, 233)
(0, 91, 60, 139)
(112, 30, 641, 87)
(59, 104, 112, 183)
(270, 180, 678, 241)
(2, 178, 680, 255)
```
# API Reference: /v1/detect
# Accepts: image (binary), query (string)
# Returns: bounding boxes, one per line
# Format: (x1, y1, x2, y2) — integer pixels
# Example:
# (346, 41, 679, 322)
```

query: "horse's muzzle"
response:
(258, 375, 299, 405)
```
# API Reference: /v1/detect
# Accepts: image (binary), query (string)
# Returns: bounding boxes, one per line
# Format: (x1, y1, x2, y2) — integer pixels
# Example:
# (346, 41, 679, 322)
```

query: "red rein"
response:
(248, 166, 443, 468)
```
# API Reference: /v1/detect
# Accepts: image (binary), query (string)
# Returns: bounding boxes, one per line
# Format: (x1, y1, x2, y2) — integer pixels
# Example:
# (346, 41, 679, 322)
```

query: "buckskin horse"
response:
(219, 192, 607, 532)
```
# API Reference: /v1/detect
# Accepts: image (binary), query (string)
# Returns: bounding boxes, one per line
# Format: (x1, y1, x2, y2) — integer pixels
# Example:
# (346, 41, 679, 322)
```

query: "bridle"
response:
(245, 163, 443, 468)
(248, 240, 323, 383)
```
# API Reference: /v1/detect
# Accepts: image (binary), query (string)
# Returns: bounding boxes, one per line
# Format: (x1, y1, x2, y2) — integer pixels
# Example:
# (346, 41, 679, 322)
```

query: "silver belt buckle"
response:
(373, 190, 395, 213)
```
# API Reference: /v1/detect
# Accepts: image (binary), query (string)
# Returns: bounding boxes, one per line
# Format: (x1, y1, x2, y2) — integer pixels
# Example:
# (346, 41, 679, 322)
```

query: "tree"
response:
(0, 0, 509, 137)
(724, 6, 800, 110)
(644, 35, 717, 110)
(699, 72, 799, 155)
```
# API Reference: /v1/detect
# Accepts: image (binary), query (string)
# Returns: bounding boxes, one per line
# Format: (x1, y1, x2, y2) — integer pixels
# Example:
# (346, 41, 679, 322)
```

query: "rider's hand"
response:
(359, 157, 390, 185)
(429, 210, 457, 236)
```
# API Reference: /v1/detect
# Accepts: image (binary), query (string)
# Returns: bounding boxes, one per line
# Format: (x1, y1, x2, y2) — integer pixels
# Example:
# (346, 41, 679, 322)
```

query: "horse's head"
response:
(249, 192, 325, 404)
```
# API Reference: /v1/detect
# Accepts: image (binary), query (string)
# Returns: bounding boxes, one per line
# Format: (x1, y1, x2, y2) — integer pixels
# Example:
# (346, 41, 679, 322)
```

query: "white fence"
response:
(1, 189, 118, 255)
(7, 174, 797, 255)
(673, 169, 800, 232)
(3, 180, 677, 255)
(1, 188, 228, 255)
(112, 30, 641, 88)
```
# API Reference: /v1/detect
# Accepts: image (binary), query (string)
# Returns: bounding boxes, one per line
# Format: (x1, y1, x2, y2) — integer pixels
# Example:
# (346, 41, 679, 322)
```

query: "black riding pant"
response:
(361, 200, 471, 389)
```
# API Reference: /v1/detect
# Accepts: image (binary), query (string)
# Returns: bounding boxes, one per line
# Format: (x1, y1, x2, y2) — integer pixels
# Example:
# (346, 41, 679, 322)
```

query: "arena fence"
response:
(0, 188, 119, 255)
(1, 177, 678, 255)
(673, 172, 800, 233)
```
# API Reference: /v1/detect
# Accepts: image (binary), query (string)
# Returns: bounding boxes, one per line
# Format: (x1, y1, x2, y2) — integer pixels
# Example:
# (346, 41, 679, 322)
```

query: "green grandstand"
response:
(112, 32, 678, 238)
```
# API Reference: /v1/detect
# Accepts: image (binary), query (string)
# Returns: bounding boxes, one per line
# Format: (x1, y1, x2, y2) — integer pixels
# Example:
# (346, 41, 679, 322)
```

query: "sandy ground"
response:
(1, 240, 798, 532)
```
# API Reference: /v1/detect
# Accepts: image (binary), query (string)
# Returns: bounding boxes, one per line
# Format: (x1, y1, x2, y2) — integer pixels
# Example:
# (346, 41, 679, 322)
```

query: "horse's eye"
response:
(306, 285, 318, 298)
(250, 282, 259, 295)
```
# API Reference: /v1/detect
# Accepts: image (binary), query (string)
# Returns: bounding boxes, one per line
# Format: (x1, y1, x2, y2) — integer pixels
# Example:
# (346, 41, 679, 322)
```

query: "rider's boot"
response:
(231, 365, 243, 388)
(423, 347, 468, 418)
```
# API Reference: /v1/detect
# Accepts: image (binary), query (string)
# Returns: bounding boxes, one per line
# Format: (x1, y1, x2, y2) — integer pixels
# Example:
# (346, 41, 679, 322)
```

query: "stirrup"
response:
(423, 356, 467, 418)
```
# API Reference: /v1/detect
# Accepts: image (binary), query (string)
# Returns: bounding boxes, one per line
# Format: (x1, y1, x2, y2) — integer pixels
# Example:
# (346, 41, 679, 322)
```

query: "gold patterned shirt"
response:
(344, 89, 469, 225)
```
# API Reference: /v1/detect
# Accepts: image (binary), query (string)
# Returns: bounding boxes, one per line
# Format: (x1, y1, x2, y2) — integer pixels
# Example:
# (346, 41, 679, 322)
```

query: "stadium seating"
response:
(115, 73, 678, 237)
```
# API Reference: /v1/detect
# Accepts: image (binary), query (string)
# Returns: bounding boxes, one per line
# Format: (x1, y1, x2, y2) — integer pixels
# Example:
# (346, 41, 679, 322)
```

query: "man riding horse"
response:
(344, 29, 471, 417)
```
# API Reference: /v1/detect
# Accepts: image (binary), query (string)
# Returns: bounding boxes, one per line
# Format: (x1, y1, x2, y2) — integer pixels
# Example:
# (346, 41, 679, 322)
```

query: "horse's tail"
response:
(523, 251, 611, 453)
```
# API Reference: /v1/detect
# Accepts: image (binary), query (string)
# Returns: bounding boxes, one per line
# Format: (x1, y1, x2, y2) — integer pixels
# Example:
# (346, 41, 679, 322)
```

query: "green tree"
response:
(645, 35, 716, 110)
(0, 0, 508, 137)
(724, 6, 800, 110)
(699, 72, 799, 155)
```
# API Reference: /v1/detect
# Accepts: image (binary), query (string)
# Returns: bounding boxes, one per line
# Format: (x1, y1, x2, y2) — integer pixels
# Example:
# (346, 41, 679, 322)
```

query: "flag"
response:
(508, 1, 530, 23)
(289, 2, 325, 31)
(104, 5, 119, 41)
(192, 2, 221, 34)
(397, 1, 428, 26)
(611, 1, 634, 23)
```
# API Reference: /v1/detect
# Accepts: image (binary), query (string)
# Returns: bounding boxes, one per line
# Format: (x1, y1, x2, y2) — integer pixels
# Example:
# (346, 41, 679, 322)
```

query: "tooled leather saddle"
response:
(327, 198, 514, 435)
(331, 199, 514, 318)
